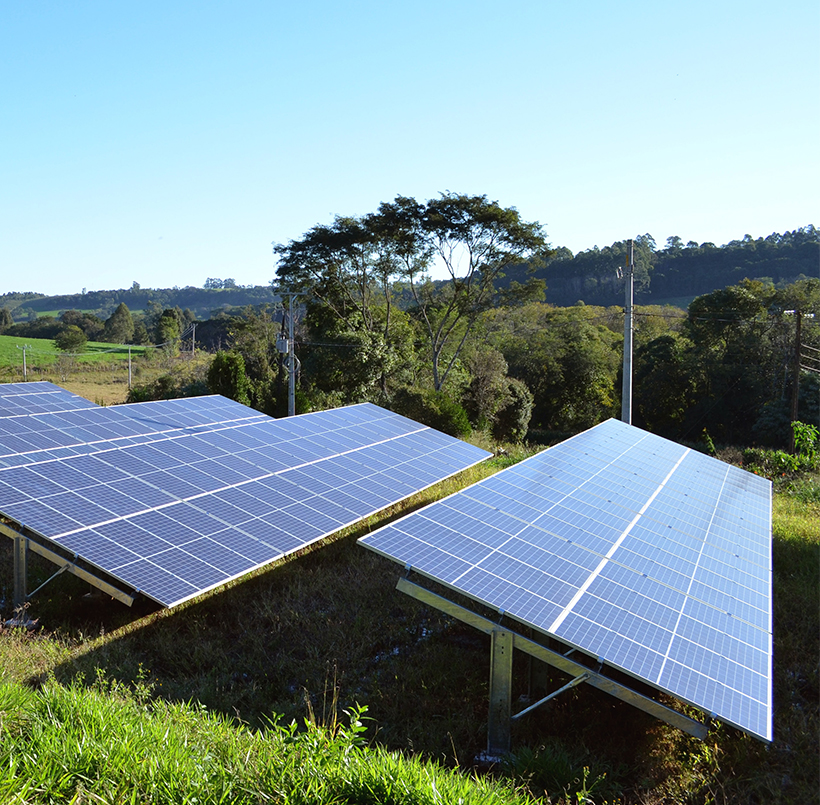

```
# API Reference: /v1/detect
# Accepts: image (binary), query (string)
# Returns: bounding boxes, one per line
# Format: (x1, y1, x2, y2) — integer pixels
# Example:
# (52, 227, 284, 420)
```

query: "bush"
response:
(391, 387, 472, 437)
(207, 350, 252, 406)
(54, 325, 87, 353)
(492, 378, 534, 443)
(126, 365, 209, 403)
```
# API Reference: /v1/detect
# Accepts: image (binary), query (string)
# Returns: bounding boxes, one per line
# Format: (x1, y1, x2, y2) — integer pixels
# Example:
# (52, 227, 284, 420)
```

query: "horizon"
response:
(3, 221, 816, 299)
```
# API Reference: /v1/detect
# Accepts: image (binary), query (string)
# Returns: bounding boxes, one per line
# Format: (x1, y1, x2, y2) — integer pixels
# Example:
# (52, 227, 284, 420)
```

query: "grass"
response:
(0, 337, 199, 405)
(0, 334, 149, 368)
(0, 414, 817, 802)
(0, 678, 534, 804)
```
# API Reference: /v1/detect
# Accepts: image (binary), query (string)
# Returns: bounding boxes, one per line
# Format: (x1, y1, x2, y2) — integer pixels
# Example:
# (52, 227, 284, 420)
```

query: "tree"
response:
(492, 377, 534, 443)
(462, 347, 511, 430)
(102, 302, 135, 343)
(155, 309, 182, 355)
(0, 308, 13, 333)
(274, 206, 422, 398)
(60, 310, 104, 340)
(54, 325, 87, 353)
(274, 193, 547, 397)
(207, 351, 252, 406)
(484, 303, 620, 431)
(381, 193, 546, 391)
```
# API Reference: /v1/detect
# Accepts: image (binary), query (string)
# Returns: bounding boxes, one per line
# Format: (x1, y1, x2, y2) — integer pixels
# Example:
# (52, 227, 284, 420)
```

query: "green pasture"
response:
(0, 335, 148, 368)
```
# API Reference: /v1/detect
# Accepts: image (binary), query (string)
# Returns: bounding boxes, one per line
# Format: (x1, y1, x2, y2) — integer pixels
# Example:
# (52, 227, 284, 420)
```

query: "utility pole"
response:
(288, 295, 295, 417)
(621, 240, 634, 424)
(275, 291, 299, 417)
(127, 346, 132, 389)
(17, 344, 31, 381)
(191, 322, 196, 360)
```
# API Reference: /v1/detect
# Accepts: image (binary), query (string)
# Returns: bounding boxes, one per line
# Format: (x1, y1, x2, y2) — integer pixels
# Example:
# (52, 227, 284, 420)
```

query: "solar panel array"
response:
(0, 381, 99, 417)
(0, 383, 491, 608)
(360, 418, 773, 742)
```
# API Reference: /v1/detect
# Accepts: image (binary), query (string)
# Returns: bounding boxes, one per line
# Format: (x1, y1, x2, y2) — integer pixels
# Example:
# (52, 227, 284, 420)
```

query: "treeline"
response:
(504, 226, 819, 307)
(0, 283, 279, 322)
(121, 193, 819, 451)
(2, 227, 816, 323)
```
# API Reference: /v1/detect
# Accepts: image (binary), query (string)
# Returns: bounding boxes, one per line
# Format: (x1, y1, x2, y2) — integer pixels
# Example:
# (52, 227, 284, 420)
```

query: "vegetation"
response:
(503, 227, 820, 307)
(0, 680, 533, 805)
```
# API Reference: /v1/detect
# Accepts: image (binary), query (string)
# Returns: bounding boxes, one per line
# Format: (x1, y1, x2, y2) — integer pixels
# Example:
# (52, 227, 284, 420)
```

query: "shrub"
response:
(492, 377, 534, 443)
(391, 387, 472, 437)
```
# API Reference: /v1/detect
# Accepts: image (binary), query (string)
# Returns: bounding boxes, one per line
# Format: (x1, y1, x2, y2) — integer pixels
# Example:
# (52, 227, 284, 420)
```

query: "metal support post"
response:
(790, 309, 802, 454)
(13, 535, 27, 609)
(487, 628, 514, 756)
(396, 577, 708, 740)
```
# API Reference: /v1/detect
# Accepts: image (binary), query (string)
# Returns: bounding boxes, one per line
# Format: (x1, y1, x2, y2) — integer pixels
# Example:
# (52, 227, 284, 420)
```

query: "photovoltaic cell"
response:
(359, 418, 773, 742)
(0, 388, 491, 610)
(0, 382, 100, 417)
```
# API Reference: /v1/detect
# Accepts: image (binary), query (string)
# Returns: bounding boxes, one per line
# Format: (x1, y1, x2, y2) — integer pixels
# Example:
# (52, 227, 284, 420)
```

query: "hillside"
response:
(2, 226, 817, 322)
(502, 226, 819, 307)
(0, 284, 280, 323)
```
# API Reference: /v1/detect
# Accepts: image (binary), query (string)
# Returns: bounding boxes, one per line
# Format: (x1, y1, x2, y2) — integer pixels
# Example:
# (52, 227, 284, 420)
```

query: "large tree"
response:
(273, 193, 547, 394)
(396, 193, 546, 391)
(102, 302, 135, 344)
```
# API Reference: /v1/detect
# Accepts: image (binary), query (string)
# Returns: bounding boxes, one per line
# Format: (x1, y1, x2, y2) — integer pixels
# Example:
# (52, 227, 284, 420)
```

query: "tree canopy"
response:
(274, 192, 547, 393)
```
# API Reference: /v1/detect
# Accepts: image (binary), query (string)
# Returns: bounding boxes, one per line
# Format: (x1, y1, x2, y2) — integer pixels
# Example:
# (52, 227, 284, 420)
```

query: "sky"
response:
(2, 1, 818, 296)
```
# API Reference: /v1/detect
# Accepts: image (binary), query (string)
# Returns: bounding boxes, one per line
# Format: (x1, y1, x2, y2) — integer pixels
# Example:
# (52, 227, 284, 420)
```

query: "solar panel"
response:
(1, 397, 490, 607)
(360, 418, 773, 742)
(0, 381, 99, 417)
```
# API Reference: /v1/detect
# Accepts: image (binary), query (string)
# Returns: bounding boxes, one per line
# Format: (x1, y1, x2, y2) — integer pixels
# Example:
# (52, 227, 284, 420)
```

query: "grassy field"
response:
(0, 434, 817, 804)
(0, 334, 149, 367)
(0, 336, 192, 405)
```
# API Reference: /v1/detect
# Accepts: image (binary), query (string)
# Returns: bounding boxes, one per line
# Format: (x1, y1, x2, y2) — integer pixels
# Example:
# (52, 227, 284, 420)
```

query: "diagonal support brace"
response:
(397, 577, 707, 741)
(512, 672, 589, 721)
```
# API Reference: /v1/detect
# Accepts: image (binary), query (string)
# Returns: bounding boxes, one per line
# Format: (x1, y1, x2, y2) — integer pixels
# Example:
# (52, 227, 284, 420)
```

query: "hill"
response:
(0, 283, 280, 323)
(502, 226, 819, 307)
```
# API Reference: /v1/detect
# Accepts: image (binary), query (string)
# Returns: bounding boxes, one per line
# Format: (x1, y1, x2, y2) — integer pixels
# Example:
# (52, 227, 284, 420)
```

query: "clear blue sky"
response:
(3, 1, 818, 296)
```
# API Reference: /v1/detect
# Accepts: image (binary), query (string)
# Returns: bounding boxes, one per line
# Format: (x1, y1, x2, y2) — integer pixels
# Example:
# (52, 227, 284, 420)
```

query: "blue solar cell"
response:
(3, 498, 82, 537)
(91, 518, 172, 558)
(178, 538, 256, 575)
(359, 418, 773, 742)
(141, 471, 203, 500)
(214, 486, 275, 518)
(114, 558, 200, 603)
(42, 492, 115, 527)
(0, 467, 67, 498)
(60, 529, 141, 569)
(149, 547, 226, 589)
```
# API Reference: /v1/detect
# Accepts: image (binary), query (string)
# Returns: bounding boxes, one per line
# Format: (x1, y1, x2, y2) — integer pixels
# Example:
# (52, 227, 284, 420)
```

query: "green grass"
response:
(0, 679, 533, 805)
(0, 334, 148, 370)
(0, 456, 817, 803)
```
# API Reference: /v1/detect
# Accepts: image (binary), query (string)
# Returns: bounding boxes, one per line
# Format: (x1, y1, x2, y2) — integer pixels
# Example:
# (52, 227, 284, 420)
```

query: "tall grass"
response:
(0, 678, 533, 804)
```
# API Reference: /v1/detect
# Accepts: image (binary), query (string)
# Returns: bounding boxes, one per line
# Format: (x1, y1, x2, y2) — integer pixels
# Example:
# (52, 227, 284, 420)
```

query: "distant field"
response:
(0, 335, 148, 369)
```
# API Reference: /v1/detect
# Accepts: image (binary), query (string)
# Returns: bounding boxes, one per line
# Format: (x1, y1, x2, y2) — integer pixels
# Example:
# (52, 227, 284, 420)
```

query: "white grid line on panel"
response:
(548, 447, 690, 633)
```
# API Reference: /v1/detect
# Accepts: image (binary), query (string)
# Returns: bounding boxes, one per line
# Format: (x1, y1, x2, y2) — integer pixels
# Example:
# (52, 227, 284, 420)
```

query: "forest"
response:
(1, 195, 818, 451)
